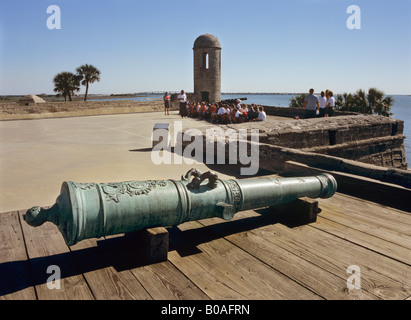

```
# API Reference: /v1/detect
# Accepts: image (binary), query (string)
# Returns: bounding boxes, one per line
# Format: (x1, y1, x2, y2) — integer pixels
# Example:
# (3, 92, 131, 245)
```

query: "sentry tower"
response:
(193, 33, 221, 103)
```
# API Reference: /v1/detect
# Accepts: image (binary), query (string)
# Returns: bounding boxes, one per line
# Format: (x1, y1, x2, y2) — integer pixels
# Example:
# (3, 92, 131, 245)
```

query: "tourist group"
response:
(304, 88, 336, 119)
(163, 90, 267, 124)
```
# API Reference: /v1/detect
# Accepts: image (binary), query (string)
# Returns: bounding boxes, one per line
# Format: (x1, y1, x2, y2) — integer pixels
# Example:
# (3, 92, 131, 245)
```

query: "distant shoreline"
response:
(1, 92, 409, 103)
(0, 94, 151, 103)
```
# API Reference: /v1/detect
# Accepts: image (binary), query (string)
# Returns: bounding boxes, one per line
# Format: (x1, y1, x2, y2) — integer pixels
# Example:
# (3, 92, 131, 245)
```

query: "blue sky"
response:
(0, 0, 410, 95)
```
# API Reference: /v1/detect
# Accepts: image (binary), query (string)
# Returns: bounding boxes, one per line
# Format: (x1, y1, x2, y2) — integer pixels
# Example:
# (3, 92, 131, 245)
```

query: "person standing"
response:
(326, 91, 336, 117)
(163, 92, 170, 115)
(303, 88, 319, 119)
(177, 90, 187, 118)
(318, 91, 327, 117)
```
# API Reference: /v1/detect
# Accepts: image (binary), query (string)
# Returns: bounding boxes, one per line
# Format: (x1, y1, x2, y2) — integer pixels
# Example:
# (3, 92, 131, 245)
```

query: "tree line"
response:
(53, 64, 100, 101)
(289, 88, 393, 117)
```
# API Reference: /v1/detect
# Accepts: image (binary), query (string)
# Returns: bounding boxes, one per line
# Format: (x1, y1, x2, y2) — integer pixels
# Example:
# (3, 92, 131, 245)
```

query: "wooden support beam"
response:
(128, 227, 169, 264)
(271, 197, 319, 226)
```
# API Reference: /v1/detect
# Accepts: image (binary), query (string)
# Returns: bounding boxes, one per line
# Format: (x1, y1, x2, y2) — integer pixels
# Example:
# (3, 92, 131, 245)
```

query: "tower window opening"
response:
(203, 52, 209, 69)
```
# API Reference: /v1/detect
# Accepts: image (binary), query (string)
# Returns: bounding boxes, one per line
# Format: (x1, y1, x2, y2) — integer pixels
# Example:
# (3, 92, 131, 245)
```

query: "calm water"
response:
(96, 93, 411, 163)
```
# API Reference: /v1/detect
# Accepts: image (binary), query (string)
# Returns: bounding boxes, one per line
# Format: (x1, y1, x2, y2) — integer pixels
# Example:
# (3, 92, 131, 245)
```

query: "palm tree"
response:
(53, 72, 81, 101)
(353, 89, 371, 114)
(367, 87, 393, 117)
(76, 64, 101, 101)
(337, 88, 393, 116)
(289, 93, 307, 109)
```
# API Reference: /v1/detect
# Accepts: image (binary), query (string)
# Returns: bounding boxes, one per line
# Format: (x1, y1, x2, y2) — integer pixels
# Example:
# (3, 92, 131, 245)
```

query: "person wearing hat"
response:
(236, 99, 242, 110)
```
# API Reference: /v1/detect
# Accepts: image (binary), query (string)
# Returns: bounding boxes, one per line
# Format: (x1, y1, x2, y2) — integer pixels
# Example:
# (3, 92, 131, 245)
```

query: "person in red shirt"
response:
(242, 105, 249, 121)
(163, 92, 170, 115)
(198, 102, 206, 120)
(207, 103, 217, 122)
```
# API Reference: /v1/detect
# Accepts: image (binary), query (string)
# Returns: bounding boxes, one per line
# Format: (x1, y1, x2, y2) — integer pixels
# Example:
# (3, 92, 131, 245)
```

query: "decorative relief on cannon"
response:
(100, 180, 168, 203)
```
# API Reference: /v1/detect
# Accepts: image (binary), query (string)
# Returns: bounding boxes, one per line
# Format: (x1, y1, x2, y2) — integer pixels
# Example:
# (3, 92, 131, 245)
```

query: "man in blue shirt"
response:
(303, 88, 319, 119)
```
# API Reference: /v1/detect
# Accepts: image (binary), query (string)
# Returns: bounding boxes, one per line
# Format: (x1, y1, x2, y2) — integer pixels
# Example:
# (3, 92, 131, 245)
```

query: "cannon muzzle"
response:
(24, 169, 337, 246)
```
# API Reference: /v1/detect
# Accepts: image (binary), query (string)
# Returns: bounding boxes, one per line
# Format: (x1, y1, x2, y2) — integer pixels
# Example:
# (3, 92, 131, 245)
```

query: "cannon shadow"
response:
(168, 205, 318, 256)
(0, 204, 316, 297)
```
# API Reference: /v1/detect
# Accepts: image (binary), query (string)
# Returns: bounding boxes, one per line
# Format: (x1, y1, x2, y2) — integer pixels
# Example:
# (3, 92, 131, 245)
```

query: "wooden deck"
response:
(1, 192, 410, 300)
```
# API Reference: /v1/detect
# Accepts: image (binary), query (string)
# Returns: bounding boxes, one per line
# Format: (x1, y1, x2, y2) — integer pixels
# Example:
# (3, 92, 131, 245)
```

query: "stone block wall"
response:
(263, 105, 358, 119)
(0, 99, 164, 120)
(180, 113, 408, 174)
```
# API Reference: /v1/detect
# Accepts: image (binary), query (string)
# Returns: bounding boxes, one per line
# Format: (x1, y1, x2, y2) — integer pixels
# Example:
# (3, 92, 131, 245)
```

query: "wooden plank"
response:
(197, 214, 377, 300)
(103, 232, 208, 300)
(168, 221, 321, 300)
(320, 193, 411, 227)
(319, 200, 411, 236)
(198, 208, 411, 300)
(69, 236, 152, 300)
(313, 216, 411, 266)
(318, 203, 411, 248)
(18, 209, 94, 300)
(130, 260, 210, 300)
(277, 223, 409, 299)
(0, 211, 36, 300)
(223, 228, 375, 300)
(168, 250, 246, 300)
(262, 222, 411, 300)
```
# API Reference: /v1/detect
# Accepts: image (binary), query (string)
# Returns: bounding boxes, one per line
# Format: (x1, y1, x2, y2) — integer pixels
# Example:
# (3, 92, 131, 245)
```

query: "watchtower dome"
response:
(193, 33, 221, 103)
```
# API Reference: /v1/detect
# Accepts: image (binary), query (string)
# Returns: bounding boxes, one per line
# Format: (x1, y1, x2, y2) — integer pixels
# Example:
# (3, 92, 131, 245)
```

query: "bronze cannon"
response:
(219, 97, 248, 104)
(24, 169, 337, 246)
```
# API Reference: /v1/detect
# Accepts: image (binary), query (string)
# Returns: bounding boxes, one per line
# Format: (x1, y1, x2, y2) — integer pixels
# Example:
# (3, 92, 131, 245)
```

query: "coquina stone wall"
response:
(0, 99, 164, 120)
(179, 112, 408, 186)
(263, 105, 358, 119)
(235, 114, 407, 170)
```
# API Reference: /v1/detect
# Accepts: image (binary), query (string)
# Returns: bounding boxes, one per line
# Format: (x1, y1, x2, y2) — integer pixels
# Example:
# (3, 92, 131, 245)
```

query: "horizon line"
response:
(1, 92, 410, 97)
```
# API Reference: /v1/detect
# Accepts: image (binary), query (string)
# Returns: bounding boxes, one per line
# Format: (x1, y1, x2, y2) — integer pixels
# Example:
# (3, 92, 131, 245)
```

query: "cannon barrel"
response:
(23, 169, 337, 246)
(219, 97, 247, 104)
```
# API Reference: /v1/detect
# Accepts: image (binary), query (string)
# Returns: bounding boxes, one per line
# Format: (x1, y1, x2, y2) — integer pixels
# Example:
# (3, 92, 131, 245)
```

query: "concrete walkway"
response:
(0, 111, 239, 213)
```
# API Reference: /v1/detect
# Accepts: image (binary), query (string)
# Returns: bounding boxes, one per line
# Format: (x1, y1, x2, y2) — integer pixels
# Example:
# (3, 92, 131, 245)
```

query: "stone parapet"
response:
(0, 99, 164, 120)
(180, 113, 408, 182)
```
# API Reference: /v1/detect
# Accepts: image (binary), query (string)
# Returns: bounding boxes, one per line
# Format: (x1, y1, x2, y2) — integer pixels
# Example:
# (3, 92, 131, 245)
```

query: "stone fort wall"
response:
(0, 99, 164, 120)
(247, 112, 407, 170)
(180, 112, 408, 186)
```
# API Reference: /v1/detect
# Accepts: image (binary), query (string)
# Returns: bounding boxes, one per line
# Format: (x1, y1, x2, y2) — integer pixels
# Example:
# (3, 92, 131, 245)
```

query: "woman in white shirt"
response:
(318, 91, 327, 117)
(235, 107, 243, 123)
(326, 91, 336, 117)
